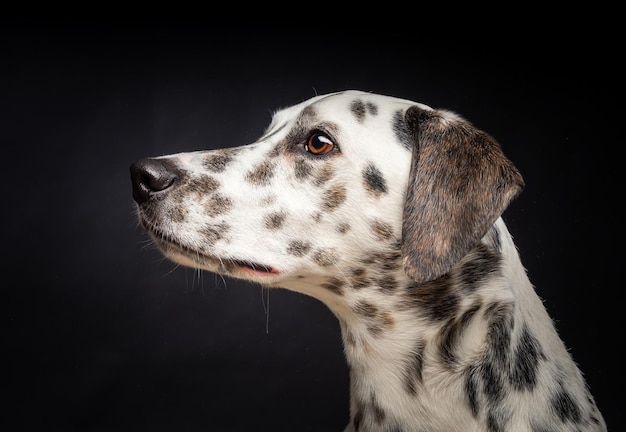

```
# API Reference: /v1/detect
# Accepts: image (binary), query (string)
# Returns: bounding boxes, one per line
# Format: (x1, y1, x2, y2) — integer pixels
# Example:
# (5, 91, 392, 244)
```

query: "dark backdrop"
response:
(2, 20, 620, 431)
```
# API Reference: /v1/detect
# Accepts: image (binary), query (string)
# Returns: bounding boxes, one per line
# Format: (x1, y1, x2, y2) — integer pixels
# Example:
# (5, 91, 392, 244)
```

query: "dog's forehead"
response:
(268, 90, 421, 132)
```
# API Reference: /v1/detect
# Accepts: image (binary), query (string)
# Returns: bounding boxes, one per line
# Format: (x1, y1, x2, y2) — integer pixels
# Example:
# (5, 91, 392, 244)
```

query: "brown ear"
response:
(401, 106, 524, 283)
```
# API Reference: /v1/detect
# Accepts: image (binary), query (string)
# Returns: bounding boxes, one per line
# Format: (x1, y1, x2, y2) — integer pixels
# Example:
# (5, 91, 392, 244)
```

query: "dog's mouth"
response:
(142, 219, 279, 277)
(227, 259, 278, 275)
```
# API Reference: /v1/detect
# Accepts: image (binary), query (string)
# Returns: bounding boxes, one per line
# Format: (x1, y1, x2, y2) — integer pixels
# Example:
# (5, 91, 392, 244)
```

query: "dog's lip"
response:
(143, 222, 280, 276)
(229, 259, 279, 275)
(160, 239, 279, 276)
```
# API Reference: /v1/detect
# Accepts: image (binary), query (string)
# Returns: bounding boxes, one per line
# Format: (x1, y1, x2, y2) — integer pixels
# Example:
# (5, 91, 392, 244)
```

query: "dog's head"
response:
(130, 90, 523, 292)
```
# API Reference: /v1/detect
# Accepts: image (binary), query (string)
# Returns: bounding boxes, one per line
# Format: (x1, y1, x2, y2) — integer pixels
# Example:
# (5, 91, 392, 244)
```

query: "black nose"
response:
(130, 158, 179, 204)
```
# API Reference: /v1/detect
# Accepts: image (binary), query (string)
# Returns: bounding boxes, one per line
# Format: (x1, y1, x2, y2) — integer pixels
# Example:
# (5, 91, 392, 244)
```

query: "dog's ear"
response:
(401, 106, 524, 283)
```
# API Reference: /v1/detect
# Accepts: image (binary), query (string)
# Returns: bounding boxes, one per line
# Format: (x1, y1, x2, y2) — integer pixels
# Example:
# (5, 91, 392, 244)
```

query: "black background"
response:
(2, 19, 621, 431)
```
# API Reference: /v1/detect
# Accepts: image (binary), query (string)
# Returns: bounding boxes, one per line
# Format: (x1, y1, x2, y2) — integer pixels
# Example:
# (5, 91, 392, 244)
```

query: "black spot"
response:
(459, 244, 501, 292)
(353, 409, 362, 431)
(351, 99, 367, 122)
(551, 386, 582, 423)
(363, 163, 388, 196)
(403, 339, 425, 395)
(464, 367, 480, 417)
(439, 302, 481, 367)
(393, 109, 412, 150)
(480, 302, 514, 408)
(350, 99, 378, 123)
(405, 275, 460, 322)
(481, 360, 504, 409)
(366, 102, 378, 116)
(371, 395, 386, 424)
(510, 324, 546, 391)
(487, 408, 508, 432)
(484, 302, 514, 362)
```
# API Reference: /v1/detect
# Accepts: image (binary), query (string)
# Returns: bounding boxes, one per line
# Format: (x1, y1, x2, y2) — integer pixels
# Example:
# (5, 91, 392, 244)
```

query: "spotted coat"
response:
(130, 90, 606, 431)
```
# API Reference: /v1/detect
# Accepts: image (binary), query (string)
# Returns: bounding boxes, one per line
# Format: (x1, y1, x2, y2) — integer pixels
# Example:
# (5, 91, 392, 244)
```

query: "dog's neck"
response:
(279, 221, 534, 429)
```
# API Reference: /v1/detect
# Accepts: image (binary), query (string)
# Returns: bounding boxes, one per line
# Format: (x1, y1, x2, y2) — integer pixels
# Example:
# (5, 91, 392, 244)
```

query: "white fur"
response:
(131, 90, 606, 431)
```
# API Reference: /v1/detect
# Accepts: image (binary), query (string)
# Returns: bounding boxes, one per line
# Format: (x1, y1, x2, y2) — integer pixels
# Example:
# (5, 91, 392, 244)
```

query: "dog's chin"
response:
(140, 220, 281, 284)
(160, 243, 282, 285)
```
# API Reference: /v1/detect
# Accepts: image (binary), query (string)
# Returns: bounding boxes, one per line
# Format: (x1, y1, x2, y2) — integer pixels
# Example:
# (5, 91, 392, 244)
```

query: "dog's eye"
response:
(305, 133, 335, 155)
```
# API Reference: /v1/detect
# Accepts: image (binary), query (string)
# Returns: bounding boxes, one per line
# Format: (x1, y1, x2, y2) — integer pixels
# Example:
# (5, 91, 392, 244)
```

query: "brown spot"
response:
(354, 301, 395, 337)
(361, 248, 402, 272)
(352, 268, 366, 277)
(245, 160, 275, 186)
(259, 194, 277, 207)
(371, 220, 394, 241)
(344, 327, 356, 346)
(322, 184, 347, 211)
(348, 268, 370, 290)
(354, 300, 379, 319)
(321, 277, 345, 295)
(313, 165, 335, 186)
(337, 222, 351, 234)
(264, 211, 287, 230)
(312, 248, 338, 267)
(294, 158, 312, 181)
(205, 193, 233, 217)
(184, 174, 220, 197)
(200, 222, 230, 245)
(377, 275, 397, 294)
(167, 206, 187, 223)
(287, 240, 311, 257)
(202, 151, 235, 173)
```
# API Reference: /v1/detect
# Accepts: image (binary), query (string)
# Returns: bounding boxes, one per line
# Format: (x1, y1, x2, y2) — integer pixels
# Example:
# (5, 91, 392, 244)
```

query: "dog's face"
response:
(131, 90, 523, 298)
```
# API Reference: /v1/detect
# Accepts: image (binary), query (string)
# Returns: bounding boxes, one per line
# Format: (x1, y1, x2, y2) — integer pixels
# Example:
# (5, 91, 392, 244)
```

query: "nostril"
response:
(130, 158, 179, 204)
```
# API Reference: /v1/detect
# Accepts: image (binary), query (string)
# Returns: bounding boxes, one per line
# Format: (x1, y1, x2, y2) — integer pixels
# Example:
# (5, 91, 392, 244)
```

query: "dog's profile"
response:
(130, 90, 606, 431)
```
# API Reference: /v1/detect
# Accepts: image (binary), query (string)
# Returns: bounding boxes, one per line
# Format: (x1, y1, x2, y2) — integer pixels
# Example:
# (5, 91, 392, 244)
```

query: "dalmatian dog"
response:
(130, 90, 606, 431)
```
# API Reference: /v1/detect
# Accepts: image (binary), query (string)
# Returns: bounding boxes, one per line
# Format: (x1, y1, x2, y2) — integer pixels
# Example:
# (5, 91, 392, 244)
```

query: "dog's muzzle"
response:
(130, 158, 178, 204)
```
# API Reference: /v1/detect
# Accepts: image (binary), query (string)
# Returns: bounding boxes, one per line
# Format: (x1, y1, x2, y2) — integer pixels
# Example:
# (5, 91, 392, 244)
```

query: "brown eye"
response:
(305, 133, 335, 155)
